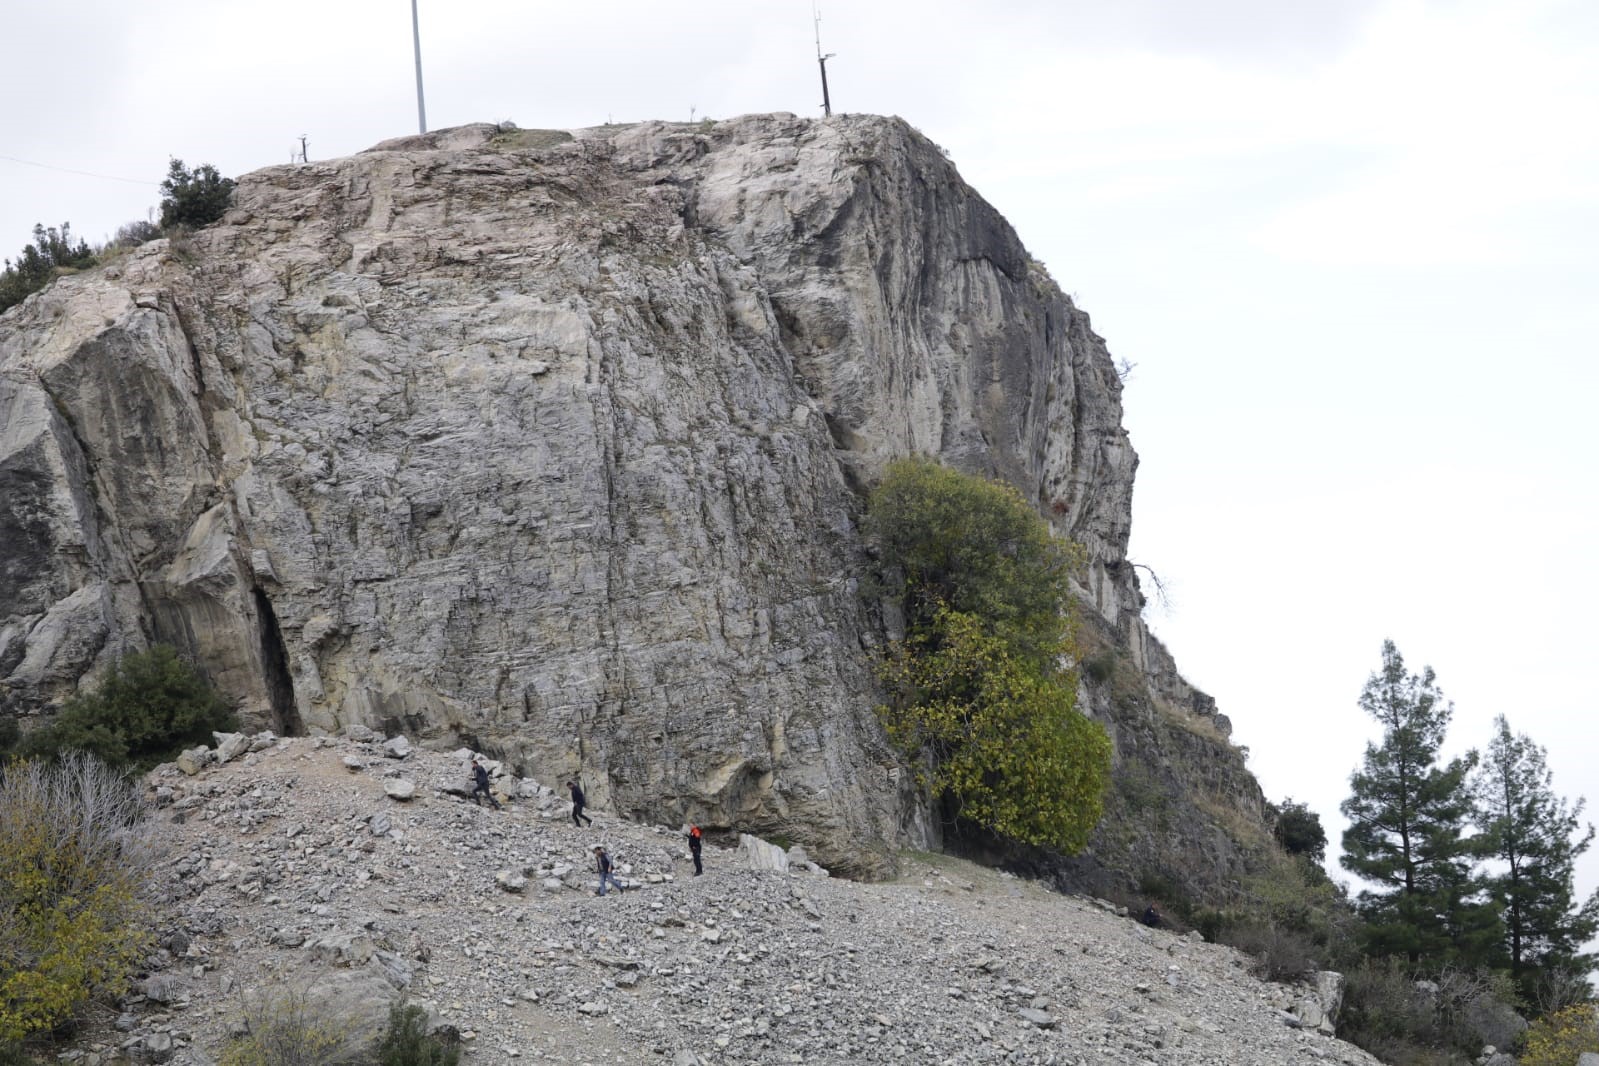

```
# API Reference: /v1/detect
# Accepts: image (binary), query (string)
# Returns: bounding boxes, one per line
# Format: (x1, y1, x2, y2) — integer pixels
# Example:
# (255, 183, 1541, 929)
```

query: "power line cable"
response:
(0, 154, 157, 186)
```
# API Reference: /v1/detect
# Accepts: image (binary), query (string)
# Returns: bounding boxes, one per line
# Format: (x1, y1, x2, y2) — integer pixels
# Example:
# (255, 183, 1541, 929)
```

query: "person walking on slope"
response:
(568, 779, 593, 827)
(470, 756, 501, 810)
(687, 824, 703, 876)
(594, 845, 620, 896)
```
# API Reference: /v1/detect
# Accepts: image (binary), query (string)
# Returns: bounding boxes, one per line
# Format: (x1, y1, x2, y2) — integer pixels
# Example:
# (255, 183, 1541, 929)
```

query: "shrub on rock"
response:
(22, 645, 234, 768)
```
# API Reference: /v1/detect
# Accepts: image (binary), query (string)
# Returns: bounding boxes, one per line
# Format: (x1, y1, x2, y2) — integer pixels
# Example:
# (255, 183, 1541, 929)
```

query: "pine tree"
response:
(1339, 640, 1496, 965)
(1472, 715, 1599, 998)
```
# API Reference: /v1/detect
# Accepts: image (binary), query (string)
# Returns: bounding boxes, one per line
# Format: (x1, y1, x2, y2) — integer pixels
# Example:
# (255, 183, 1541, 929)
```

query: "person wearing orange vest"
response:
(687, 824, 703, 876)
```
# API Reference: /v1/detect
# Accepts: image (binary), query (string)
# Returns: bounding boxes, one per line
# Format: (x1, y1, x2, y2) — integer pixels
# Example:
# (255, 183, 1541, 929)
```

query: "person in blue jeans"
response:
(594, 846, 620, 896)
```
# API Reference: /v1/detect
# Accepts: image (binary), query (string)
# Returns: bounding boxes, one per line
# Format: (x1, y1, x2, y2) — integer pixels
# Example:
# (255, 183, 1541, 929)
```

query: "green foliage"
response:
(1520, 1003, 1599, 1066)
(867, 459, 1109, 854)
(0, 753, 156, 1043)
(0, 224, 95, 314)
(1471, 714, 1599, 998)
(1340, 640, 1497, 966)
(880, 606, 1111, 851)
(375, 1003, 459, 1066)
(864, 457, 1078, 669)
(159, 158, 235, 230)
(221, 988, 362, 1066)
(21, 645, 234, 768)
(1273, 798, 1328, 862)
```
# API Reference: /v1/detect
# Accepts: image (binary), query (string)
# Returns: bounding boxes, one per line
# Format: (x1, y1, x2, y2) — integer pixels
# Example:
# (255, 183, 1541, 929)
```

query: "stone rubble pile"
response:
(71, 731, 1387, 1065)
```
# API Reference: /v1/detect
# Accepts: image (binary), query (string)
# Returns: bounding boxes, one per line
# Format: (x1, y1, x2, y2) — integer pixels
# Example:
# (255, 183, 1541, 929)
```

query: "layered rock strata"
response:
(0, 114, 1261, 883)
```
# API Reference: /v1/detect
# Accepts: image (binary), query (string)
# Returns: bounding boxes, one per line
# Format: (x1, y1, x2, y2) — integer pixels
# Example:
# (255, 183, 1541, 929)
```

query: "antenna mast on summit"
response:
(813, 2, 835, 117)
(411, 0, 428, 133)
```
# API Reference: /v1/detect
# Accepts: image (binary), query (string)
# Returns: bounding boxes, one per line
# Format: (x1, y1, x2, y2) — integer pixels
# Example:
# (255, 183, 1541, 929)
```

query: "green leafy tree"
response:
(880, 606, 1110, 851)
(1340, 640, 1497, 965)
(863, 456, 1076, 670)
(0, 224, 95, 313)
(1471, 714, 1599, 998)
(867, 458, 1110, 853)
(158, 158, 235, 229)
(1273, 799, 1329, 863)
(22, 645, 234, 768)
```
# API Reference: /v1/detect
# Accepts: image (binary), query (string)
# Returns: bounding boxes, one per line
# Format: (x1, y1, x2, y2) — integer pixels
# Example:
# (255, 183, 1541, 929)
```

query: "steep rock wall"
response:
(0, 114, 1267, 887)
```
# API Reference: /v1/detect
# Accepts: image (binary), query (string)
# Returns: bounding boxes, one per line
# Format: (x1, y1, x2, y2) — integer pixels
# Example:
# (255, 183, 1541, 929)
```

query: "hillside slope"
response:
(101, 734, 1373, 1066)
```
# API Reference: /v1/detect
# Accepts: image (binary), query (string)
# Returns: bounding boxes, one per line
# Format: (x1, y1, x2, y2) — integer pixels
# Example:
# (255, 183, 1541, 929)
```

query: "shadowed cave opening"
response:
(252, 588, 302, 736)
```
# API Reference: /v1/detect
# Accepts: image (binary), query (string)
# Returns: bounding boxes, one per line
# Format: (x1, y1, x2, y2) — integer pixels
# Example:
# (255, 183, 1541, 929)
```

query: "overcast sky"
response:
(3, 1, 1595, 903)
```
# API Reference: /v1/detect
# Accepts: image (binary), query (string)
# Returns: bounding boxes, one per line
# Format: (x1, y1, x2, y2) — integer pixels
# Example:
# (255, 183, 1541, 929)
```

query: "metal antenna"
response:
(814, 2, 835, 117)
(411, 0, 428, 134)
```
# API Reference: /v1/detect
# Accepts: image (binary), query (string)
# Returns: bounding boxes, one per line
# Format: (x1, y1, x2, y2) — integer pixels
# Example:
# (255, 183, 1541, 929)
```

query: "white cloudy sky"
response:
(3, 1, 1595, 900)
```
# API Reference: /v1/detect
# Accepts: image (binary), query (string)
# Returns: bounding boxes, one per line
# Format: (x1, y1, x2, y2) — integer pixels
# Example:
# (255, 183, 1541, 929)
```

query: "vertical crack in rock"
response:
(251, 588, 301, 736)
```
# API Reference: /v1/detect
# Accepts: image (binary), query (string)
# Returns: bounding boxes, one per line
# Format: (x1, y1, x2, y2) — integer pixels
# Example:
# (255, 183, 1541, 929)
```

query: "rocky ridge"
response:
(93, 731, 1370, 1066)
(2, 112, 1266, 894)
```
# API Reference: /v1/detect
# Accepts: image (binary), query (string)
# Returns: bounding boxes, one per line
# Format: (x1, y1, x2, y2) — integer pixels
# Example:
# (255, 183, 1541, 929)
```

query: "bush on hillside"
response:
(0, 753, 158, 1044)
(112, 219, 161, 248)
(1520, 1003, 1599, 1066)
(1272, 799, 1328, 862)
(21, 645, 234, 768)
(0, 223, 95, 314)
(159, 159, 234, 229)
(220, 986, 363, 1066)
(375, 1003, 459, 1066)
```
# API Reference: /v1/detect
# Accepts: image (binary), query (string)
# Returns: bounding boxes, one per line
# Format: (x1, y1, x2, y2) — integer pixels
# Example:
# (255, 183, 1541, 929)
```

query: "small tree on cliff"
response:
(158, 159, 234, 229)
(866, 457, 1110, 852)
(1340, 641, 1497, 965)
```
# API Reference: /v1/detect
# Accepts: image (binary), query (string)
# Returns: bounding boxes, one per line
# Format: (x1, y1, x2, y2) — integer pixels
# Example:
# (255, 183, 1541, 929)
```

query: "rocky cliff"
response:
(0, 114, 1268, 889)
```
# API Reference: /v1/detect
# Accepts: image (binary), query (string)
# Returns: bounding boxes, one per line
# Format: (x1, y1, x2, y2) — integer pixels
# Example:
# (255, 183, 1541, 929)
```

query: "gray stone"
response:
(1575, 1054, 1599, 1066)
(212, 731, 251, 763)
(737, 833, 789, 873)
(1017, 1007, 1056, 1029)
(383, 778, 416, 801)
(175, 747, 212, 776)
(143, 974, 191, 1005)
(495, 870, 528, 893)
(1465, 996, 1528, 1050)
(382, 735, 412, 759)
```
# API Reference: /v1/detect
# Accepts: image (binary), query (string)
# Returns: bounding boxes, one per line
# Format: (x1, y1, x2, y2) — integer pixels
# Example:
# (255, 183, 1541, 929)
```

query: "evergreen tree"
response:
(0, 223, 95, 313)
(158, 159, 235, 229)
(1339, 640, 1496, 965)
(1472, 714, 1599, 998)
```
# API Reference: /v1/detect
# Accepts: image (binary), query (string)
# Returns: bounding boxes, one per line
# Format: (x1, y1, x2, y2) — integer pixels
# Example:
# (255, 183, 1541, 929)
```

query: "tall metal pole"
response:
(411, 0, 428, 134)
(814, 4, 834, 117)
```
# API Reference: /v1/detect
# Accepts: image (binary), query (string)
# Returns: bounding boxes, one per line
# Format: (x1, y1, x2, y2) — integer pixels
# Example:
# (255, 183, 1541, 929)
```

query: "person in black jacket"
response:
(470, 757, 501, 809)
(594, 845, 620, 896)
(568, 780, 593, 827)
(687, 824, 703, 876)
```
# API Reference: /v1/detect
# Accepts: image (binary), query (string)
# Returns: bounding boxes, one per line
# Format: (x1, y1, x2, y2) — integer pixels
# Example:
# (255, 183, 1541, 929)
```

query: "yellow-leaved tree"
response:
(0, 753, 158, 1046)
(866, 457, 1110, 853)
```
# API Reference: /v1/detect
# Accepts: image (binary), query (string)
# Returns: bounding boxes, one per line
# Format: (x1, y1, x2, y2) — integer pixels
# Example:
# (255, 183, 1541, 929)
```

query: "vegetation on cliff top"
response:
(0, 158, 232, 315)
(865, 456, 1111, 853)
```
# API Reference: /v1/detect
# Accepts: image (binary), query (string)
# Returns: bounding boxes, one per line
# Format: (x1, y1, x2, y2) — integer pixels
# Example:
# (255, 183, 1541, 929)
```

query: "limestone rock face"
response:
(0, 114, 1258, 883)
